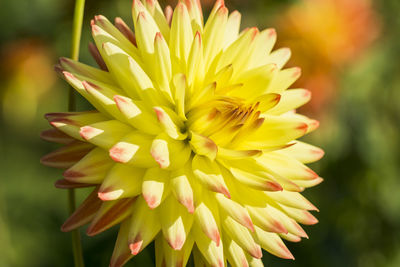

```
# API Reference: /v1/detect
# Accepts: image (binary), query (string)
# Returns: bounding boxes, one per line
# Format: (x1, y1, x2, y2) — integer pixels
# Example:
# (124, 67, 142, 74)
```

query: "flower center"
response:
(186, 97, 264, 147)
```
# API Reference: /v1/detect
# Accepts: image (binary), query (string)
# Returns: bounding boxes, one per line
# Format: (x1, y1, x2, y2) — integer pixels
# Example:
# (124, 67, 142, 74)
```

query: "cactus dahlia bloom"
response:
(41, 0, 324, 266)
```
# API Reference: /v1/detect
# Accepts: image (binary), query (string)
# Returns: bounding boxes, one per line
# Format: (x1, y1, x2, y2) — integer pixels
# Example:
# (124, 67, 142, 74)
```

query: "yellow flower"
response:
(41, 0, 324, 266)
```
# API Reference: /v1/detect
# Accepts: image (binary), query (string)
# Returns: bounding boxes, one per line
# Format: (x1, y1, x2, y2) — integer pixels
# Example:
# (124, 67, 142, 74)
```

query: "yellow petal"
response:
(192, 155, 231, 198)
(242, 115, 309, 149)
(142, 167, 170, 209)
(113, 94, 162, 135)
(223, 10, 241, 49)
(98, 164, 145, 201)
(189, 131, 218, 161)
(109, 131, 156, 167)
(46, 111, 107, 141)
(222, 216, 262, 259)
(186, 31, 204, 88)
(265, 47, 291, 69)
(278, 141, 324, 164)
(267, 89, 311, 115)
(223, 236, 249, 267)
(143, 0, 170, 41)
(171, 168, 195, 213)
(254, 226, 294, 260)
(79, 120, 132, 150)
(154, 32, 173, 102)
(92, 15, 140, 60)
(110, 220, 133, 267)
(256, 152, 319, 181)
(59, 57, 113, 84)
(91, 18, 141, 63)
(278, 204, 318, 225)
(248, 28, 277, 69)
(192, 222, 225, 267)
(266, 67, 301, 94)
(156, 232, 194, 267)
(203, 5, 228, 70)
(172, 73, 187, 120)
(151, 133, 191, 170)
(265, 191, 318, 211)
(82, 80, 128, 122)
(218, 27, 258, 77)
(159, 195, 194, 250)
(194, 201, 221, 246)
(183, 0, 203, 34)
(154, 106, 187, 140)
(63, 147, 114, 184)
(170, 2, 193, 71)
(216, 193, 255, 232)
(246, 206, 288, 234)
(128, 196, 161, 255)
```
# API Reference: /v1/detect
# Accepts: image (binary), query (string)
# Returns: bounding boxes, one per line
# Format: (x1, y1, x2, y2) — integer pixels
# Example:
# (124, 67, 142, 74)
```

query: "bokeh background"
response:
(1, 0, 399, 266)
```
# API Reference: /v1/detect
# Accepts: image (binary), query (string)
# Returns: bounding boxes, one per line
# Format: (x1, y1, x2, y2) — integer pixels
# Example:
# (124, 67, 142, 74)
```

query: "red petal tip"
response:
(143, 194, 159, 209)
(268, 28, 277, 38)
(129, 240, 143, 255)
(212, 229, 221, 246)
(168, 235, 184, 251)
(252, 245, 263, 259)
(244, 216, 255, 232)
(292, 67, 301, 78)
(278, 243, 295, 260)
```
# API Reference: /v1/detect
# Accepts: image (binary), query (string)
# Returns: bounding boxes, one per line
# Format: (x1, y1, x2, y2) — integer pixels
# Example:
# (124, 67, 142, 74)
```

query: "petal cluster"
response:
(41, 1, 324, 266)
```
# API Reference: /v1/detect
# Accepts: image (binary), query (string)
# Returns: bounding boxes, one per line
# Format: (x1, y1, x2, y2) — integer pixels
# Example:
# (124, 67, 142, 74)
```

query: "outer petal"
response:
(98, 164, 144, 201)
(128, 196, 161, 255)
(192, 155, 231, 198)
(63, 147, 114, 184)
(159, 195, 194, 250)
(61, 187, 102, 232)
(86, 197, 136, 236)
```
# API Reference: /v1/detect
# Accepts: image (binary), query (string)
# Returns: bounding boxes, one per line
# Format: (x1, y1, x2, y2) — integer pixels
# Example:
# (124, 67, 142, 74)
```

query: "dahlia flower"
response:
(41, 0, 324, 266)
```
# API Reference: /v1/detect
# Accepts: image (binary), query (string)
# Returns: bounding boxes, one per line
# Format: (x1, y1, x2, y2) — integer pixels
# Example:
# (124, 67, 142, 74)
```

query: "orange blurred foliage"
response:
(276, 0, 380, 114)
(0, 40, 57, 127)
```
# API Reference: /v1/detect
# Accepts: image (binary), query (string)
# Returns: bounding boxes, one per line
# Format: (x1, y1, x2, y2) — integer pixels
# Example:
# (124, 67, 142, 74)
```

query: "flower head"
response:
(42, 0, 324, 266)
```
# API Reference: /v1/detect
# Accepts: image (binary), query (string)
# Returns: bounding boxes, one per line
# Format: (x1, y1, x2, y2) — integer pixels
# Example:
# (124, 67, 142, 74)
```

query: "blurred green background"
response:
(1, 0, 399, 266)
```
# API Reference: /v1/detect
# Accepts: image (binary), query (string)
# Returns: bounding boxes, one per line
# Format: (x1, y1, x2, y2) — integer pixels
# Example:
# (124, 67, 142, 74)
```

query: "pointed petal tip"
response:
(279, 243, 295, 260)
(181, 197, 195, 214)
(244, 216, 255, 232)
(252, 245, 263, 259)
(305, 168, 319, 179)
(129, 240, 143, 255)
(98, 189, 123, 201)
(212, 229, 221, 246)
(218, 186, 231, 199)
(266, 181, 283, 191)
(167, 234, 185, 251)
(267, 28, 277, 38)
(79, 126, 102, 141)
(296, 123, 308, 132)
(143, 193, 160, 209)
(273, 221, 289, 234)
(292, 67, 301, 78)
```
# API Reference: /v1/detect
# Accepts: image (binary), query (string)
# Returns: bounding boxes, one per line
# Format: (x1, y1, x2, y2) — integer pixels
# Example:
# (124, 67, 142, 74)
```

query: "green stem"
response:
(68, 0, 86, 267)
